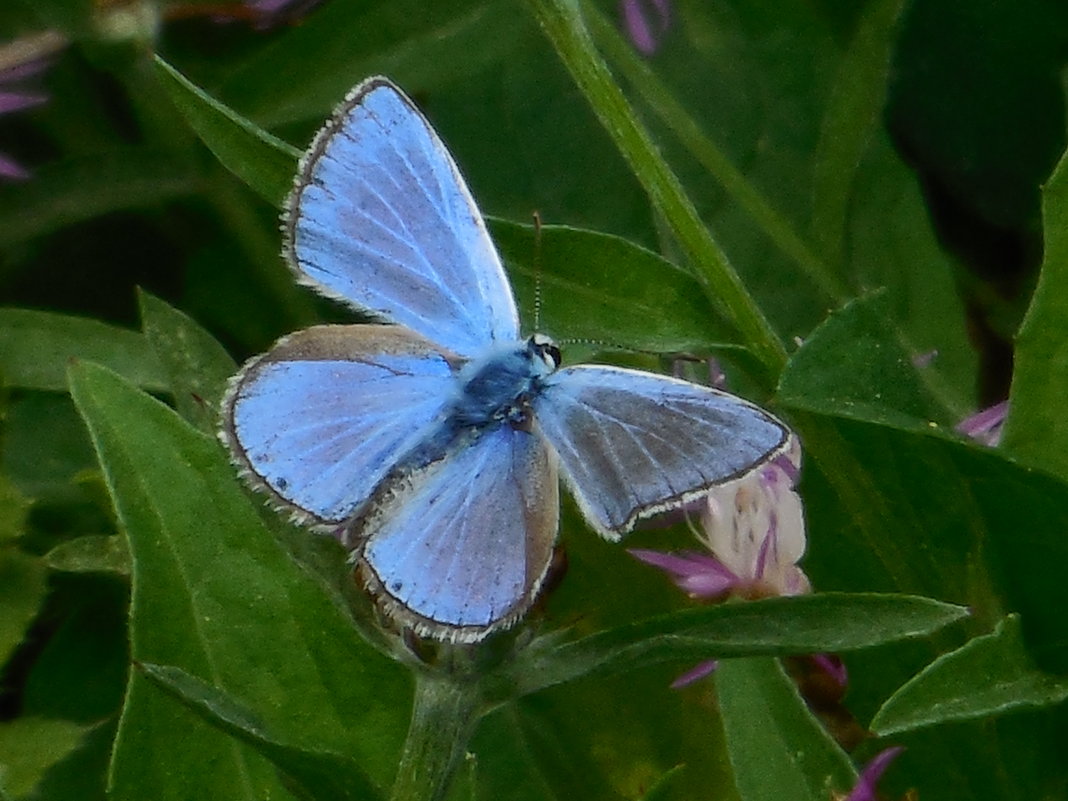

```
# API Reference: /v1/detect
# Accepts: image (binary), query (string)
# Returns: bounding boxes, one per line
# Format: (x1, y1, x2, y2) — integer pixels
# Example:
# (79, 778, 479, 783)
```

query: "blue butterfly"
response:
(222, 76, 790, 643)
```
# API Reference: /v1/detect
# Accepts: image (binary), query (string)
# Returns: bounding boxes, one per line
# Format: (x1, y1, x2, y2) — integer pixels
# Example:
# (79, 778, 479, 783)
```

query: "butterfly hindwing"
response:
(533, 365, 790, 538)
(285, 76, 519, 358)
(223, 325, 458, 524)
(354, 424, 559, 642)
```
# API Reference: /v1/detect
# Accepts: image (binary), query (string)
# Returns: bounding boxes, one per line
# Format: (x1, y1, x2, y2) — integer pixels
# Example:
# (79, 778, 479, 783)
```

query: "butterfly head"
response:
(527, 333, 561, 373)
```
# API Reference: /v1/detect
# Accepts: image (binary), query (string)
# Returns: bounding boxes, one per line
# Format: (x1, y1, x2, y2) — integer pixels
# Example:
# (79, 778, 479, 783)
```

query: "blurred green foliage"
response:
(2, 1, 1068, 800)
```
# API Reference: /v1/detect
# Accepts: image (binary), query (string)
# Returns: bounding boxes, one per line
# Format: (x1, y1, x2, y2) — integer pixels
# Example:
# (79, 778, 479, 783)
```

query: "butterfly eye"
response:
(529, 334, 561, 370)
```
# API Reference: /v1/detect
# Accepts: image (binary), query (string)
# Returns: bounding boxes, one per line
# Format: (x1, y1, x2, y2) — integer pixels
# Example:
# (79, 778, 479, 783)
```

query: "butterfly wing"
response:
(354, 424, 559, 642)
(533, 365, 790, 539)
(286, 76, 519, 358)
(222, 325, 458, 524)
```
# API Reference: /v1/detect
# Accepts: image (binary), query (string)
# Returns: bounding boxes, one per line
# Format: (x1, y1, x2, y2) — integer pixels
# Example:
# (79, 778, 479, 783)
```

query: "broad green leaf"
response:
(527, 0, 787, 378)
(846, 131, 977, 415)
(811, 0, 907, 268)
(21, 576, 129, 724)
(717, 658, 854, 801)
(2, 394, 98, 503)
(0, 149, 198, 246)
(1002, 145, 1068, 479)
(0, 309, 166, 393)
(68, 362, 410, 799)
(0, 550, 47, 667)
(638, 765, 687, 801)
(778, 291, 950, 429)
(0, 476, 30, 545)
(502, 593, 967, 698)
(24, 720, 115, 801)
(490, 220, 725, 351)
(138, 290, 236, 435)
(583, 1, 845, 303)
(44, 534, 130, 575)
(0, 718, 88, 800)
(154, 56, 299, 207)
(141, 663, 381, 801)
(474, 664, 732, 801)
(780, 294, 1068, 671)
(217, 1, 529, 128)
(871, 616, 1068, 736)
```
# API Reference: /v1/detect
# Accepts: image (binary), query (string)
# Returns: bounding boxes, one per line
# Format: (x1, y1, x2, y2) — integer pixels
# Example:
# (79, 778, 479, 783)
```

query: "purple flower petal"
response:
(0, 153, 31, 181)
(620, 0, 671, 55)
(0, 91, 48, 115)
(628, 548, 739, 597)
(670, 660, 718, 688)
(912, 349, 938, 368)
(0, 56, 54, 84)
(810, 653, 848, 689)
(956, 400, 1008, 446)
(845, 746, 905, 801)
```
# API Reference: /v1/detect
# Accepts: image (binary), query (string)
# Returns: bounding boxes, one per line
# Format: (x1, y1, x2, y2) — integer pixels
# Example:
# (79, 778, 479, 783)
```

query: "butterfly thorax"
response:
(449, 335, 560, 430)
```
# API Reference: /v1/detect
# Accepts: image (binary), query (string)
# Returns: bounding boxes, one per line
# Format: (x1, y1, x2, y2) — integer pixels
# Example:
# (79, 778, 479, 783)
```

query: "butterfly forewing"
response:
(285, 77, 519, 358)
(223, 325, 458, 524)
(533, 365, 790, 538)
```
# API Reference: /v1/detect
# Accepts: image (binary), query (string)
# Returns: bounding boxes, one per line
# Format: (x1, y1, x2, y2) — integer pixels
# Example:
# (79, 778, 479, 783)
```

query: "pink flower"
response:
(202, 0, 329, 29)
(631, 436, 825, 688)
(843, 747, 905, 801)
(619, 0, 672, 56)
(0, 53, 54, 181)
(955, 400, 1008, 447)
(630, 435, 809, 601)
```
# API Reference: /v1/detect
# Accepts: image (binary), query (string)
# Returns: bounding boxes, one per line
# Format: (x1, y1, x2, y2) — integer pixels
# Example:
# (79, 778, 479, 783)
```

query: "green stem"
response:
(389, 673, 483, 801)
(526, 0, 787, 379)
(583, 1, 849, 304)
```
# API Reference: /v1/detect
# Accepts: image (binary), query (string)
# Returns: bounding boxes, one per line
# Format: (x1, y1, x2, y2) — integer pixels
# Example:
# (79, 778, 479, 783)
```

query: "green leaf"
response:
(490, 220, 723, 351)
(141, 662, 382, 801)
(0, 718, 89, 800)
(1002, 145, 1068, 479)
(778, 291, 951, 429)
(0, 550, 48, 668)
(154, 56, 300, 207)
(0, 476, 30, 545)
(1, 395, 98, 503)
(0, 309, 166, 393)
(717, 659, 855, 801)
(21, 577, 129, 724)
(67, 361, 410, 799)
(526, 0, 787, 379)
(0, 149, 199, 246)
(638, 765, 687, 801)
(503, 593, 967, 698)
(217, 1, 529, 128)
(780, 297, 1068, 670)
(138, 290, 237, 435)
(811, 0, 908, 269)
(871, 616, 1068, 736)
(44, 534, 130, 575)
(583, 1, 845, 303)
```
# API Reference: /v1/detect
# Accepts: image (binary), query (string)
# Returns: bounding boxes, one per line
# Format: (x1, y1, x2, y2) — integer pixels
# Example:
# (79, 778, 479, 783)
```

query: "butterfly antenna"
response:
(532, 210, 544, 332)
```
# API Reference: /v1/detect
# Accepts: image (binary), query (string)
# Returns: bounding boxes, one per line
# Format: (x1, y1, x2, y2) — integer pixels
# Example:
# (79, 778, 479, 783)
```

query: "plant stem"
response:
(526, 0, 788, 379)
(389, 673, 483, 801)
(582, 0, 849, 304)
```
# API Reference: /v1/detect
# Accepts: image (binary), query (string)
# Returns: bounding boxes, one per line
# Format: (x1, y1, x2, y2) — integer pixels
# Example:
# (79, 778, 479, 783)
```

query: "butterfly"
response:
(221, 76, 791, 643)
